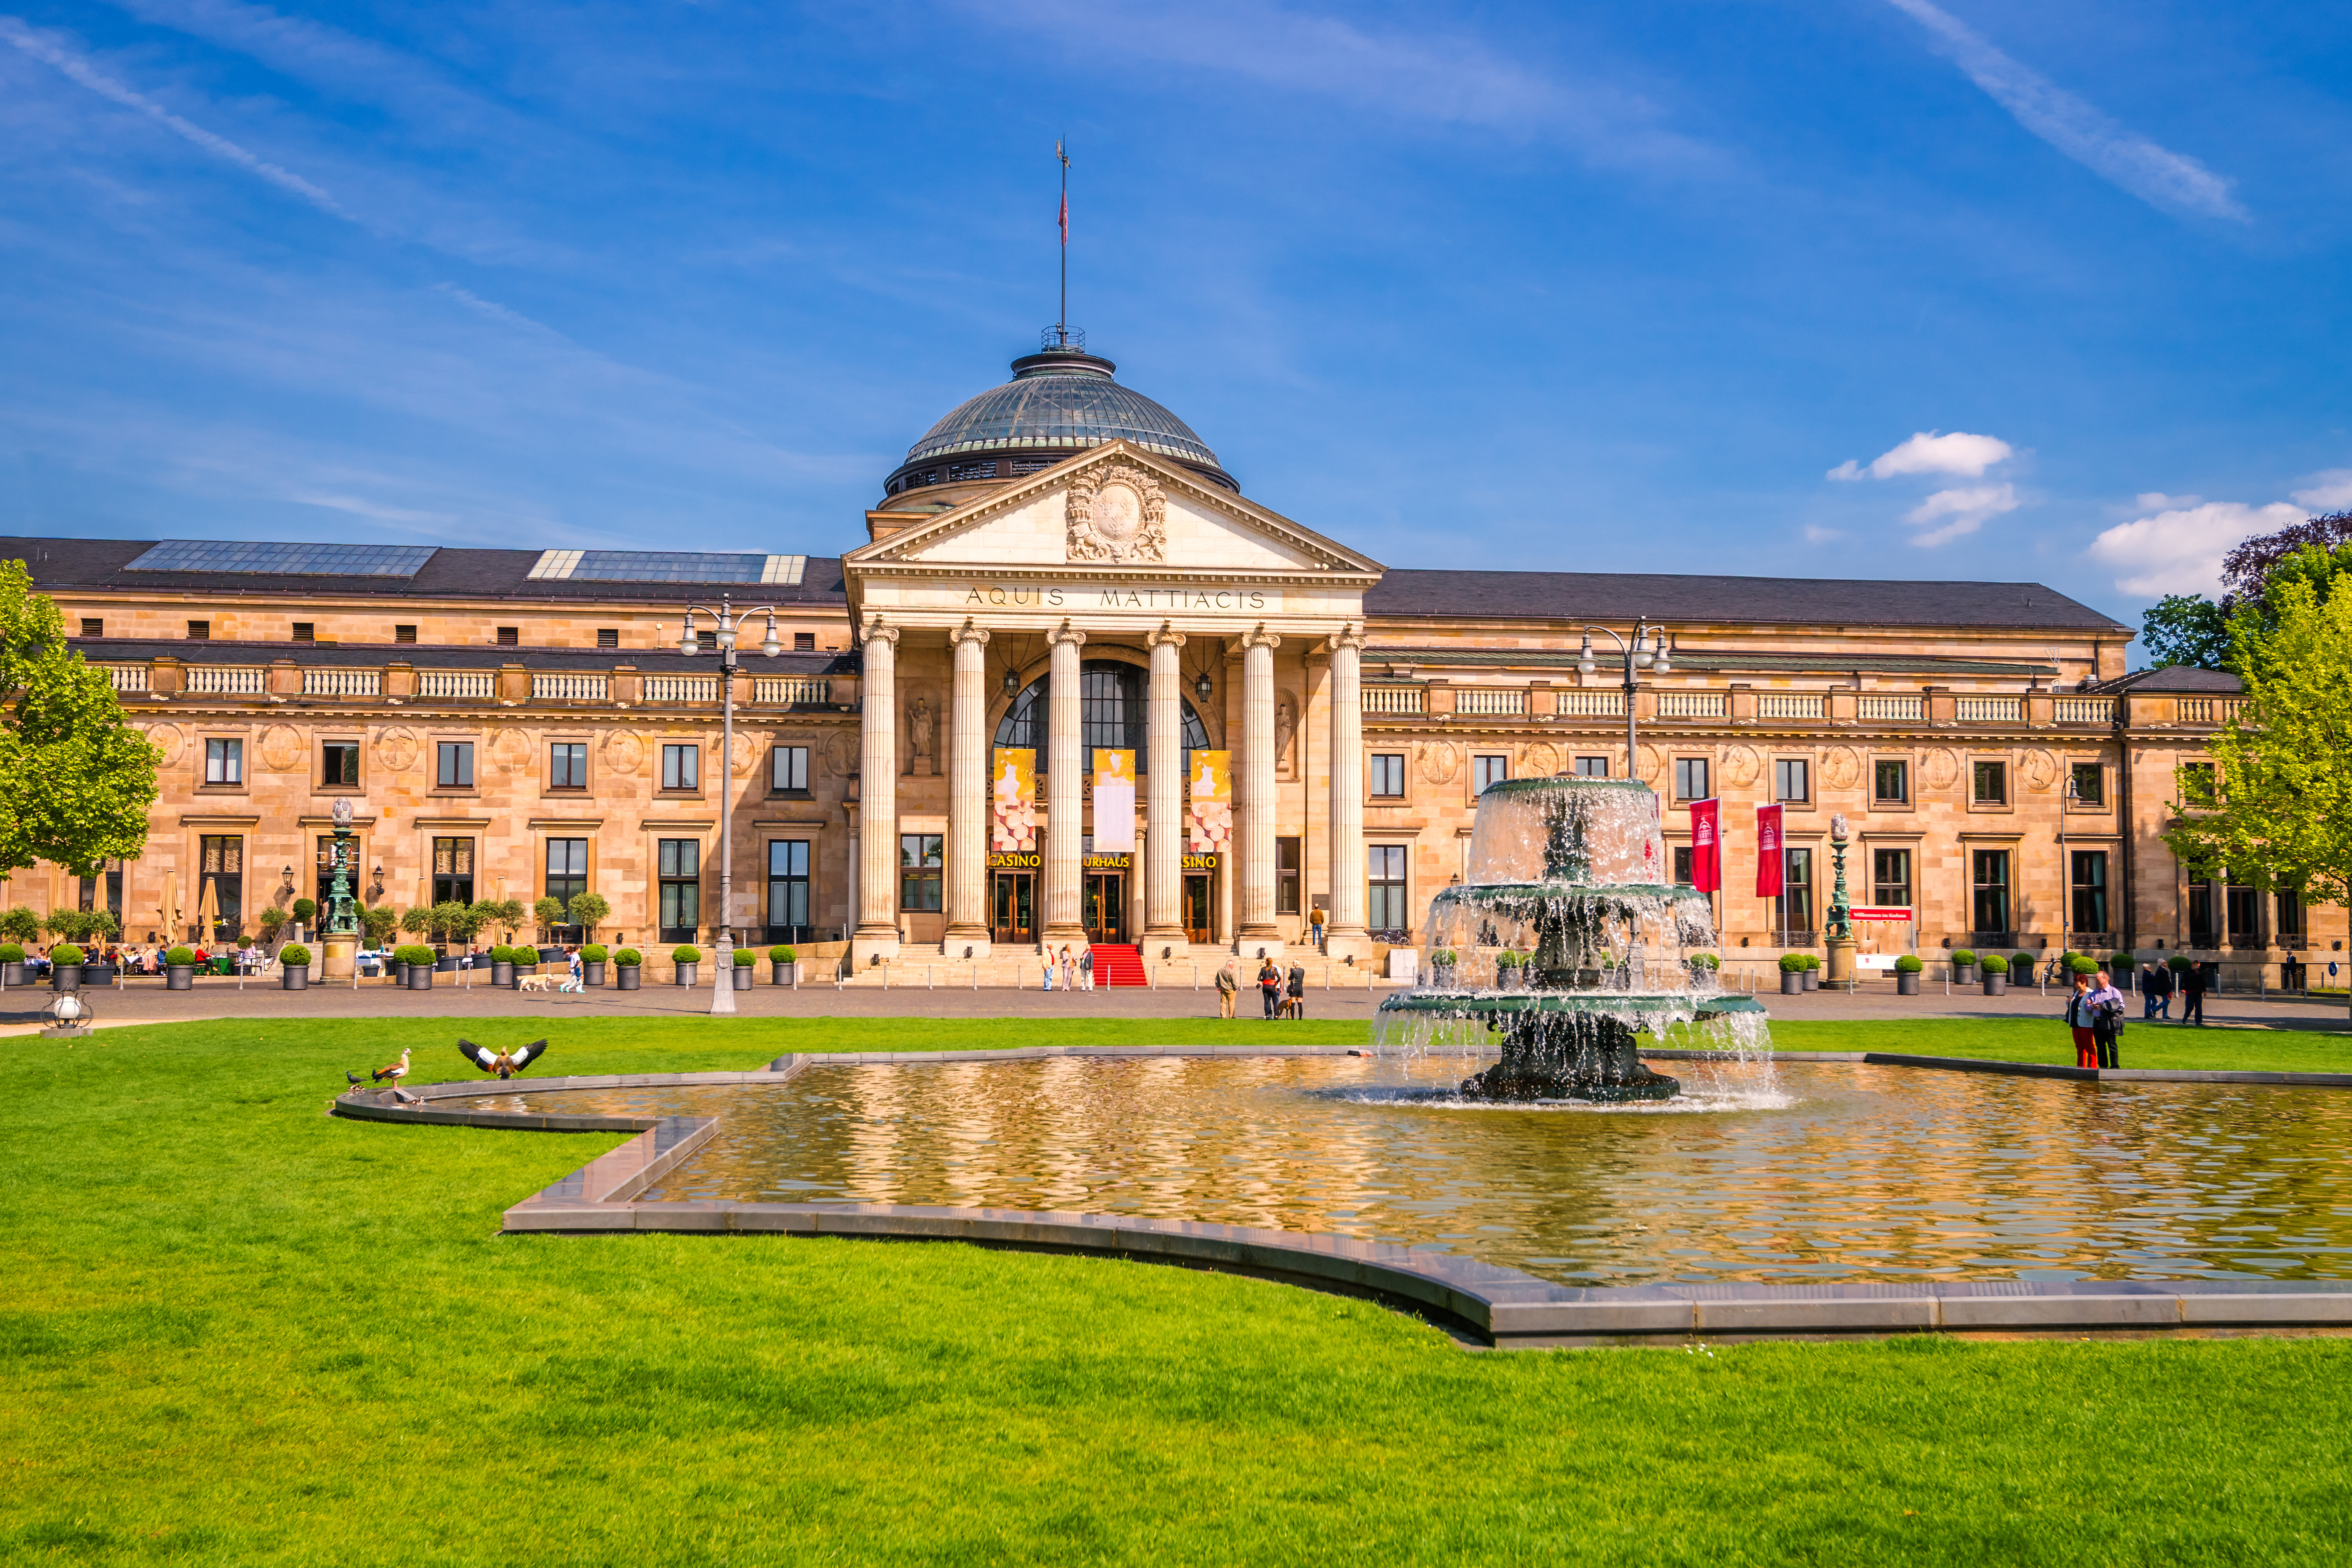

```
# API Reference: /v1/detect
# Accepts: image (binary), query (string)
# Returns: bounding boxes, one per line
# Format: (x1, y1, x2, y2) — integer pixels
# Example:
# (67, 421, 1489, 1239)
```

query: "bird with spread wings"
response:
(457, 1038, 550, 1079)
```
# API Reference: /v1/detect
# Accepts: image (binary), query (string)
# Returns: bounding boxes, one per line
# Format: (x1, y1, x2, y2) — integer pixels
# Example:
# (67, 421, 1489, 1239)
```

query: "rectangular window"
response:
(1673, 846, 1693, 884)
(80, 617, 102, 638)
(771, 745, 810, 794)
(321, 742, 360, 788)
(661, 744, 699, 791)
(1972, 849, 2011, 937)
(1874, 758, 1908, 805)
(436, 741, 474, 789)
(1774, 758, 1809, 803)
(2226, 881, 2260, 946)
(697, 629, 718, 652)
(433, 837, 476, 905)
(899, 833, 943, 913)
(1777, 847, 1814, 940)
(767, 840, 811, 939)
(1872, 848, 1911, 912)
(199, 834, 243, 938)
(204, 737, 243, 785)
(1973, 760, 2008, 805)
(187, 620, 210, 640)
(2069, 763, 2104, 806)
(546, 838, 589, 932)
(2070, 850, 2109, 935)
(794, 631, 816, 652)
(1367, 845, 1410, 936)
(1473, 754, 1510, 794)
(2189, 883, 2218, 948)
(2277, 886, 2305, 940)
(2180, 763, 2218, 807)
(1673, 758, 1709, 802)
(496, 626, 520, 647)
(656, 839, 699, 939)
(1276, 837, 1302, 916)
(292, 622, 315, 643)
(596, 628, 619, 650)
(550, 742, 588, 790)
(1369, 753, 1406, 799)
(394, 624, 417, 645)
(1574, 756, 1610, 777)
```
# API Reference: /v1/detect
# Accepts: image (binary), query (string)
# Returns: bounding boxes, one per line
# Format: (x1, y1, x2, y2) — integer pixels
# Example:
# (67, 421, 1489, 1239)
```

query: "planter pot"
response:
(584, 961, 605, 987)
(772, 961, 792, 986)
(407, 966, 433, 991)
(675, 962, 699, 988)
(732, 965, 754, 991)
(1896, 972, 1921, 995)
(166, 965, 194, 990)
(1431, 967, 1457, 990)
(2110, 969, 2134, 992)
(282, 969, 308, 991)
(1780, 971, 1804, 994)
(1983, 974, 2007, 996)
(617, 965, 642, 991)
(52, 965, 82, 992)
(0, 962, 20, 986)
(1800, 970, 1819, 992)
(491, 962, 514, 986)
(1953, 965, 1974, 984)
(435, 956, 458, 973)
(84, 964, 117, 985)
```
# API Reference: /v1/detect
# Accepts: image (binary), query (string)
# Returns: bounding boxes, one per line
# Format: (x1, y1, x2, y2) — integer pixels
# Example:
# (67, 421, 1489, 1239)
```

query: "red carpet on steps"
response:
(1088, 944, 1148, 987)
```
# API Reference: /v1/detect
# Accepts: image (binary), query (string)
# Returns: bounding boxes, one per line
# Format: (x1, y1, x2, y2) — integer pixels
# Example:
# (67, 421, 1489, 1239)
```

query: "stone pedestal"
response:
(324, 934, 356, 980)
(1825, 936, 1855, 986)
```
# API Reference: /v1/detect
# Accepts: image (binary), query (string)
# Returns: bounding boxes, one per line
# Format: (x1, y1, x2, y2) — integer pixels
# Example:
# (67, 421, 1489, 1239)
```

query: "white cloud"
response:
(2290, 469, 2352, 513)
(2133, 491, 2200, 511)
(2085, 500, 2303, 597)
(1831, 429, 2013, 482)
(1802, 523, 1844, 544)
(1882, 0, 2248, 223)
(1904, 482, 2018, 547)
(1825, 459, 1863, 482)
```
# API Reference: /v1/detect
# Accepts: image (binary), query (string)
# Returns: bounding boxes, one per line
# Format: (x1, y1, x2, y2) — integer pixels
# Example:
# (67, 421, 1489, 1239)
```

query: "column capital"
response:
(1048, 619, 1087, 649)
(951, 619, 992, 648)
(1240, 624, 1282, 652)
(1326, 622, 1367, 652)
(862, 617, 900, 648)
(1146, 622, 1187, 650)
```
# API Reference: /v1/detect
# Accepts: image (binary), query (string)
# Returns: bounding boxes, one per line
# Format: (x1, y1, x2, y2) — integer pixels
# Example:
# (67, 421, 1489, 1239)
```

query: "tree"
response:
(2222, 511, 2352, 599)
(360, 905, 400, 947)
(2166, 574, 2352, 1001)
(533, 896, 566, 936)
(445, 901, 490, 946)
(2140, 594, 2233, 670)
(399, 906, 433, 942)
(473, 898, 524, 943)
(568, 891, 610, 939)
(0, 905, 40, 944)
(0, 559, 158, 878)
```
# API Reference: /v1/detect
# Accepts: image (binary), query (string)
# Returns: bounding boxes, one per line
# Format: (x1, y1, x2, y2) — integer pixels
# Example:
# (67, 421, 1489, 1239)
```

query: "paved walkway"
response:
(4, 973, 2345, 1032)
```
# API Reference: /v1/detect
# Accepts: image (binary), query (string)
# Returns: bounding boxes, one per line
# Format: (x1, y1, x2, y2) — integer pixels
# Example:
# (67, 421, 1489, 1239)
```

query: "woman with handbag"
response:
(2064, 970, 2100, 1069)
(2085, 970, 2126, 1069)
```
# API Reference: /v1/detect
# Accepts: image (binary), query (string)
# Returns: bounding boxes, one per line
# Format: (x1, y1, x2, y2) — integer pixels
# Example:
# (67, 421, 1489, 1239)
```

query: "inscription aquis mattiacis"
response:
(948, 584, 1282, 612)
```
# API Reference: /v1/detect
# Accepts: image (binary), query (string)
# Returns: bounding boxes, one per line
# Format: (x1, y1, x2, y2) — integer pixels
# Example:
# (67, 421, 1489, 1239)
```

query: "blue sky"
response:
(3, 1, 2347, 638)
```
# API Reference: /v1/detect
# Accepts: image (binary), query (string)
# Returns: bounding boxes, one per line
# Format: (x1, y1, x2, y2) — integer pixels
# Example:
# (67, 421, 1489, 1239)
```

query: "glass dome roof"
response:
(900, 346, 1233, 487)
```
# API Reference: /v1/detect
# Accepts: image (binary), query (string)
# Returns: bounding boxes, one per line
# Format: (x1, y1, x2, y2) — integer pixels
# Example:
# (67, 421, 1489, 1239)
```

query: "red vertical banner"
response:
(1688, 800, 1721, 893)
(1756, 804, 1784, 898)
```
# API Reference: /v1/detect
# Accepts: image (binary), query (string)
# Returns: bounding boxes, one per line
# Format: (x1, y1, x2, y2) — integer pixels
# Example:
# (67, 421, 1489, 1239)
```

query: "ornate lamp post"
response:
(1825, 812, 1854, 986)
(2058, 772, 2081, 981)
(1574, 619, 1673, 779)
(673, 596, 783, 1016)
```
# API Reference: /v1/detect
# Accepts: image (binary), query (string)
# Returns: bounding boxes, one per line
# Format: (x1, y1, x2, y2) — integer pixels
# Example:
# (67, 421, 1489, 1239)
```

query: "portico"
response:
(842, 440, 1383, 970)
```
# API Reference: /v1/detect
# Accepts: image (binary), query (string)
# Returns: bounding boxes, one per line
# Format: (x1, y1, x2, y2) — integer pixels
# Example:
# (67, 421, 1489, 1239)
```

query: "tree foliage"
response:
(568, 891, 610, 934)
(0, 559, 158, 877)
(2165, 573, 2352, 911)
(2221, 511, 2352, 598)
(2140, 594, 2233, 670)
(533, 895, 566, 934)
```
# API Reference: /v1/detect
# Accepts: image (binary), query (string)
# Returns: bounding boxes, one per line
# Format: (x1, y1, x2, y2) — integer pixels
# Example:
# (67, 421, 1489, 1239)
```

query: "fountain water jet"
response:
(1376, 776, 1767, 1102)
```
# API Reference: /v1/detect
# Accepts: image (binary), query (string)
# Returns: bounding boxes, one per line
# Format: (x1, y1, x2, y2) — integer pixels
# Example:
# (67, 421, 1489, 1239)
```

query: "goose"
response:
(457, 1038, 549, 1080)
(368, 1048, 411, 1087)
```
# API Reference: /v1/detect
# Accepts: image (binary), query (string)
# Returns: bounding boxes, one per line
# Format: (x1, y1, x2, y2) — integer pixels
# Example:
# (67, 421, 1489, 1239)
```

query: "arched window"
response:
(993, 660, 1209, 774)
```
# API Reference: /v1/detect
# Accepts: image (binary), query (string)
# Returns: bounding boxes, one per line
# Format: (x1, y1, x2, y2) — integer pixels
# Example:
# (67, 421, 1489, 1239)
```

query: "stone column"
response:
(1238, 626, 1282, 949)
(1144, 625, 1187, 948)
(852, 621, 900, 964)
(945, 622, 991, 955)
(1043, 622, 1087, 945)
(1325, 623, 1368, 960)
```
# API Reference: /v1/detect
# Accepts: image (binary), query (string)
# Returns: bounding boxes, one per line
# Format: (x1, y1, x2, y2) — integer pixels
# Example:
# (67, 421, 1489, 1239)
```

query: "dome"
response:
(884, 341, 1236, 499)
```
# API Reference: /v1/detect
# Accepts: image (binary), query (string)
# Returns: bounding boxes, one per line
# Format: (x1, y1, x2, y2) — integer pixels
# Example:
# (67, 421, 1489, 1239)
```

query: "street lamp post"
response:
(1574, 619, 1673, 779)
(673, 595, 784, 1016)
(2058, 774, 2080, 984)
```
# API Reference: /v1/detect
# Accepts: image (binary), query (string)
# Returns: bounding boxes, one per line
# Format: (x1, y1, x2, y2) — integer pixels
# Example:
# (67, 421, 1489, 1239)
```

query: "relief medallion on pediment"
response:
(1065, 462, 1167, 565)
(258, 724, 304, 772)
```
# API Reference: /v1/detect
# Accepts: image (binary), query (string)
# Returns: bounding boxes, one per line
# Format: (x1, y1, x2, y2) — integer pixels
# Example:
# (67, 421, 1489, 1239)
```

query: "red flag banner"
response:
(1688, 800, 1721, 893)
(1059, 190, 1067, 246)
(1756, 804, 1784, 898)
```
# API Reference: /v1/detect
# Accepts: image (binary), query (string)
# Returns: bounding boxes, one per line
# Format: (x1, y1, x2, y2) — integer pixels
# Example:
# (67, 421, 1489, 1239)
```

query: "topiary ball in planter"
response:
(278, 942, 312, 989)
(1981, 953, 2009, 994)
(673, 945, 701, 986)
(770, 944, 797, 984)
(1894, 953, 1923, 995)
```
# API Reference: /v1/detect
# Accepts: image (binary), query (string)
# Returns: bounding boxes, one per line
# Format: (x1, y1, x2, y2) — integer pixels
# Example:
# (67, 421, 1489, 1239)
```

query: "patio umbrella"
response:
(194, 877, 218, 946)
(159, 871, 179, 939)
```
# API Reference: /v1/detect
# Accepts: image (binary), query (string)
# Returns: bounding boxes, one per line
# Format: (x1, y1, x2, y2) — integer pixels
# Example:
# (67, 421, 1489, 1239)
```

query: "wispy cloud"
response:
(2087, 499, 2301, 597)
(1904, 482, 2017, 546)
(1829, 429, 2012, 481)
(1882, 0, 2247, 223)
(0, 15, 353, 221)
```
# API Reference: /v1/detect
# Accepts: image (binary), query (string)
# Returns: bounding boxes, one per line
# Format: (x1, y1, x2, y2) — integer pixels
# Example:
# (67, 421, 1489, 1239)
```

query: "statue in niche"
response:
(1274, 696, 1297, 779)
(907, 694, 935, 776)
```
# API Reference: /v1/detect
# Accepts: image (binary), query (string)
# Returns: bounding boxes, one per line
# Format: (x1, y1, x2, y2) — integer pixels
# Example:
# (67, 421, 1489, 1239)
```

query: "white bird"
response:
(457, 1038, 548, 1080)
(368, 1047, 411, 1087)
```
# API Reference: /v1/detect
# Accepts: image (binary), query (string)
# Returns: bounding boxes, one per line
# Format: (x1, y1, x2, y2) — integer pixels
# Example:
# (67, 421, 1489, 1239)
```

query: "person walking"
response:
(1257, 958, 1282, 1018)
(2064, 970, 2100, 1069)
(2085, 968, 2126, 1067)
(2138, 960, 2161, 1019)
(1215, 959, 1237, 1019)
(2149, 959, 2174, 1019)
(1286, 960, 1306, 1020)
(2180, 960, 2208, 1026)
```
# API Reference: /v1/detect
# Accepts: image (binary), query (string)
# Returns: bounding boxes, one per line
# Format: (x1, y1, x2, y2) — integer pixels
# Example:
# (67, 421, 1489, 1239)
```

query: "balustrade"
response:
(183, 666, 267, 695)
(1452, 687, 1527, 716)
(643, 675, 719, 703)
(1655, 691, 1725, 718)
(1554, 689, 1625, 717)
(1857, 694, 1923, 721)
(531, 673, 608, 701)
(2053, 696, 2115, 724)
(754, 675, 831, 705)
(1954, 696, 2023, 723)
(1361, 685, 1426, 715)
(104, 664, 148, 692)
(301, 667, 380, 697)
(417, 670, 495, 699)
(1757, 694, 1825, 719)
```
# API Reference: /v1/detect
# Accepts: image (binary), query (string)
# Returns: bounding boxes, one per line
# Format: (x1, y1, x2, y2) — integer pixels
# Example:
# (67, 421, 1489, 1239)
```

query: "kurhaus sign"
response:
(938, 583, 1284, 613)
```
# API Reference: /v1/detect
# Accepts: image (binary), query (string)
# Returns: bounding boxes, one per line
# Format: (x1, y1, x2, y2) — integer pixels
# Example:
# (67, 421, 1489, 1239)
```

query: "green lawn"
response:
(1762, 1016, 2352, 1074)
(5, 1016, 2351, 1565)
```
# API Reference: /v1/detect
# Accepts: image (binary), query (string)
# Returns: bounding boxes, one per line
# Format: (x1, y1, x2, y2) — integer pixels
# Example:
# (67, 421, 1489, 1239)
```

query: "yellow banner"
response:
(1092, 749, 1137, 853)
(1188, 750, 1232, 855)
(991, 748, 1037, 852)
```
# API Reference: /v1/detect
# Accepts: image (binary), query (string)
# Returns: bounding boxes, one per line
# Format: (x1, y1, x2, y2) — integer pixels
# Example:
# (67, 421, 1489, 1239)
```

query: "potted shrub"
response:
(2108, 952, 2135, 992)
(1981, 953, 2009, 995)
(673, 944, 703, 987)
(489, 945, 515, 986)
(1894, 953, 1924, 995)
(0, 942, 22, 986)
(770, 944, 797, 986)
(397, 943, 436, 990)
(1494, 949, 1524, 990)
(511, 946, 538, 986)
(50, 942, 85, 991)
(1951, 948, 1977, 983)
(2075, 955, 2105, 977)
(279, 942, 312, 990)
(290, 898, 318, 939)
(1685, 951, 1721, 988)
(568, 892, 610, 948)
(732, 946, 756, 991)
(615, 947, 643, 991)
(582, 943, 609, 987)
(1430, 949, 1459, 987)
(1778, 952, 1807, 995)
(258, 907, 287, 946)
(166, 945, 197, 990)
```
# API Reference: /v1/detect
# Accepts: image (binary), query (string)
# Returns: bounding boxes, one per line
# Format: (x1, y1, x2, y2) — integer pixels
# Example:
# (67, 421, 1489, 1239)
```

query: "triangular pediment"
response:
(844, 442, 1383, 579)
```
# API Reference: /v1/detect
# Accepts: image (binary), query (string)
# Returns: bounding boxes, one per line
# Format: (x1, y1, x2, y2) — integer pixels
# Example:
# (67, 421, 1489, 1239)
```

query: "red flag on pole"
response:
(1059, 190, 1067, 246)
(1756, 804, 1784, 898)
(1688, 800, 1720, 893)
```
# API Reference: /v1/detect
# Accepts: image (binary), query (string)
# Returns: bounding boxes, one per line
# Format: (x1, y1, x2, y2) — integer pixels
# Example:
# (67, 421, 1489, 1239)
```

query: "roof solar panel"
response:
(543, 551, 803, 584)
(125, 540, 437, 577)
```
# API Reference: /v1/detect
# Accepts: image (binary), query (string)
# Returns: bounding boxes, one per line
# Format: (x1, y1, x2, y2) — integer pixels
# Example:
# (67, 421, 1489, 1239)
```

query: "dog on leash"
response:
(517, 973, 556, 992)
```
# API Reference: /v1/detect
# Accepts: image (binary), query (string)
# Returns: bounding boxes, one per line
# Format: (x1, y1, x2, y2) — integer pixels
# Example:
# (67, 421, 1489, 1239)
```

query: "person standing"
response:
(1079, 946, 1094, 992)
(1310, 905, 1326, 953)
(2064, 970, 2100, 1069)
(1060, 945, 1075, 993)
(2180, 960, 2208, 1026)
(1215, 959, 1237, 1018)
(1286, 960, 1306, 1020)
(1040, 950, 1054, 991)
(1258, 958, 1282, 1018)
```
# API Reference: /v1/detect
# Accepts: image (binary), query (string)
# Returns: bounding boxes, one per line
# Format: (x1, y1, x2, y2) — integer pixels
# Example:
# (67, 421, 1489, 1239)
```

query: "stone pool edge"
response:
(330, 1043, 2352, 1349)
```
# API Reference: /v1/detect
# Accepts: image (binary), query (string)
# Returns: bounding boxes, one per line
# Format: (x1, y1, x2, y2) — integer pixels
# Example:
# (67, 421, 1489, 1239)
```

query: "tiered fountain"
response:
(1377, 776, 1767, 1102)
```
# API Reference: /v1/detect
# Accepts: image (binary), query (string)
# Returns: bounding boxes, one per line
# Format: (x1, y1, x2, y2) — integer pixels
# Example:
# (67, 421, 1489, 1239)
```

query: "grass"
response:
(1762, 1016, 2352, 1073)
(2, 1015, 2350, 1564)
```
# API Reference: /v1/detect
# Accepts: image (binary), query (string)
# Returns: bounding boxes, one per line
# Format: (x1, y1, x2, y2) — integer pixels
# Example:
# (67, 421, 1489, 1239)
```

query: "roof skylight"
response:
(526, 551, 807, 585)
(125, 540, 438, 577)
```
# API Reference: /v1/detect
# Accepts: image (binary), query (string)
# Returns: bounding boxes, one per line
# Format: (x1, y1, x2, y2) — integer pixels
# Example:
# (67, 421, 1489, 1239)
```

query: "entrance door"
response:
(1183, 873, 1213, 944)
(1083, 874, 1126, 944)
(991, 874, 1034, 945)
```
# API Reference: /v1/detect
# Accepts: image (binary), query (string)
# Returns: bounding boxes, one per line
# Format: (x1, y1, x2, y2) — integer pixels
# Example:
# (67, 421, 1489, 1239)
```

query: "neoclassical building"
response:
(5, 338, 2330, 983)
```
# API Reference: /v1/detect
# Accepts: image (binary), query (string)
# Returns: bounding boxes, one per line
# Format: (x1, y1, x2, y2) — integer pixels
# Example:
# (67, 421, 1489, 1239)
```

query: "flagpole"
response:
(1057, 138, 1070, 341)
